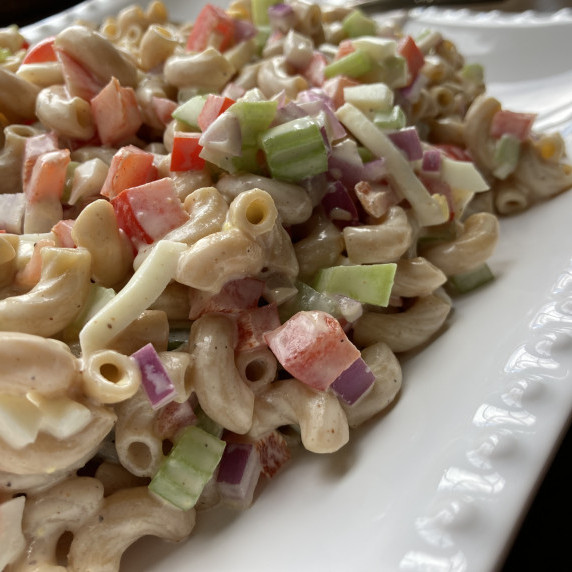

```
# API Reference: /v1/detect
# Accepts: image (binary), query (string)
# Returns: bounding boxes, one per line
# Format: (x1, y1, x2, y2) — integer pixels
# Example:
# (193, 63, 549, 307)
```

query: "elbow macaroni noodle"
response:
(0, 0, 571, 568)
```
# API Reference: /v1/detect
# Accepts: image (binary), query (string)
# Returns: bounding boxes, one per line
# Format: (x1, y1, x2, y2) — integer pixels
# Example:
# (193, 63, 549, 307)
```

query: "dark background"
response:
(2, 0, 571, 570)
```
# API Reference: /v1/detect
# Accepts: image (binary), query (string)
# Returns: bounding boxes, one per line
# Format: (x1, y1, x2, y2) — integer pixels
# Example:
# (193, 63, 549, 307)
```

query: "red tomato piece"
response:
(100, 145, 158, 199)
(398, 35, 425, 86)
(170, 132, 205, 171)
(55, 48, 104, 101)
(197, 94, 235, 132)
(111, 177, 189, 247)
(490, 110, 536, 142)
(264, 310, 361, 391)
(189, 277, 265, 319)
(26, 149, 71, 203)
(22, 36, 57, 64)
(186, 4, 235, 53)
(90, 77, 142, 146)
(236, 303, 281, 352)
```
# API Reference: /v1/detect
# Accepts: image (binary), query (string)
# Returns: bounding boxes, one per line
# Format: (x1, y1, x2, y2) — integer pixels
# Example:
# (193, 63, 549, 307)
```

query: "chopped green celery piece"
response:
(195, 407, 224, 438)
(313, 263, 397, 307)
(61, 161, 79, 203)
(342, 9, 377, 38)
(351, 36, 397, 62)
(278, 281, 341, 322)
(167, 328, 190, 351)
(254, 25, 271, 55)
(232, 144, 264, 174)
(374, 105, 407, 130)
(417, 221, 458, 247)
(324, 49, 372, 80)
(62, 283, 115, 341)
(251, 0, 279, 25)
(363, 56, 408, 89)
(357, 146, 375, 163)
(447, 263, 494, 295)
(149, 425, 225, 510)
(260, 116, 328, 182)
(460, 63, 484, 84)
(0, 48, 11, 62)
(493, 134, 521, 180)
(229, 99, 278, 147)
(343, 82, 394, 115)
(172, 94, 208, 129)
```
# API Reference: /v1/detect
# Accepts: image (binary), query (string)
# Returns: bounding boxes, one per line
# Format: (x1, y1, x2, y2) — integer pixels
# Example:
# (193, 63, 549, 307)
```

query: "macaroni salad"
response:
(1, 0, 572, 569)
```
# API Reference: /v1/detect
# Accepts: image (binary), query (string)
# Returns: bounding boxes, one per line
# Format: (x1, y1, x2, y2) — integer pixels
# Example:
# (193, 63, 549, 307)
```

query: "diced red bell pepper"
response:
(322, 75, 360, 109)
(264, 310, 361, 391)
(236, 303, 281, 352)
(151, 96, 178, 126)
(22, 36, 57, 64)
(100, 145, 158, 199)
(189, 277, 265, 319)
(197, 94, 235, 132)
(155, 399, 197, 440)
(303, 52, 328, 88)
(186, 4, 236, 53)
(490, 110, 536, 142)
(21, 132, 59, 195)
(433, 144, 473, 162)
(335, 39, 355, 60)
(398, 35, 425, 86)
(111, 177, 189, 247)
(170, 132, 205, 171)
(90, 77, 142, 146)
(25, 149, 70, 203)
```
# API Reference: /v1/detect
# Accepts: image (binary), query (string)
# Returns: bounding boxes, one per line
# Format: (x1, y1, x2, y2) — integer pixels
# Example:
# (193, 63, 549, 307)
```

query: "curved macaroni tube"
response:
(257, 56, 309, 99)
(67, 487, 195, 572)
(216, 173, 313, 225)
(248, 378, 349, 454)
(115, 389, 163, 477)
(0, 332, 78, 396)
(341, 342, 403, 428)
(291, 0, 324, 43)
(225, 188, 278, 239)
(189, 313, 255, 434)
(35, 85, 95, 141)
(493, 178, 532, 215)
(164, 48, 235, 91)
(0, 468, 73, 495)
(257, 219, 300, 279)
(71, 199, 134, 287)
(54, 25, 138, 88)
(0, 234, 18, 288)
(108, 309, 170, 355)
(0, 124, 42, 194)
(392, 256, 447, 298)
(352, 294, 452, 353)
(0, 402, 115, 475)
(342, 205, 413, 264)
(149, 282, 191, 321)
(419, 212, 499, 276)
(16, 61, 63, 88)
(11, 477, 104, 571)
(0, 67, 40, 123)
(163, 186, 228, 245)
(159, 350, 193, 401)
(79, 239, 186, 355)
(235, 346, 278, 395)
(94, 461, 148, 497)
(0, 246, 92, 337)
(0, 496, 25, 569)
(81, 350, 141, 404)
(175, 227, 265, 294)
(139, 23, 179, 71)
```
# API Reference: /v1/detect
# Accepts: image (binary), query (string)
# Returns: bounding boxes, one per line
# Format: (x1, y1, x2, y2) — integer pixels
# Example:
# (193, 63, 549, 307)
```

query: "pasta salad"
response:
(1, 0, 572, 569)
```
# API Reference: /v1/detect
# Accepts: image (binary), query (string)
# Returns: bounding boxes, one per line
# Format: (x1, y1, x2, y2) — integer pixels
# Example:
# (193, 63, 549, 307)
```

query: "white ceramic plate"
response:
(22, 2, 572, 571)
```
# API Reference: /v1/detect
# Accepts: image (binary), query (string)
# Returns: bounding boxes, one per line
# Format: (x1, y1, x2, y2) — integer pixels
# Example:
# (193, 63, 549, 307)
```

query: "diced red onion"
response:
(221, 82, 246, 100)
(398, 72, 427, 102)
(362, 157, 386, 182)
(387, 127, 424, 161)
(422, 149, 442, 172)
(328, 140, 365, 188)
(330, 357, 375, 405)
(0, 193, 25, 233)
(131, 343, 177, 409)
(233, 18, 257, 43)
(216, 442, 262, 509)
(268, 3, 296, 33)
(199, 112, 242, 157)
(254, 431, 291, 478)
(274, 100, 309, 125)
(321, 180, 359, 228)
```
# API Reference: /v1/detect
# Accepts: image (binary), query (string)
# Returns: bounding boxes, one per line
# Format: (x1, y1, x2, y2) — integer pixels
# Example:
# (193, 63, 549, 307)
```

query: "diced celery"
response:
(228, 99, 278, 147)
(232, 144, 264, 174)
(342, 9, 377, 38)
(493, 134, 521, 180)
(167, 328, 190, 351)
(351, 36, 397, 62)
(251, 0, 280, 26)
(254, 25, 271, 55)
(417, 221, 458, 247)
(313, 263, 397, 307)
(447, 263, 494, 294)
(343, 82, 394, 115)
(278, 281, 341, 322)
(260, 116, 328, 182)
(373, 105, 407, 130)
(324, 49, 372, 80)
(0, 48, 11, 63)
(441, 155, 489, 192)
(149, 425, 225, 510)
(364, 56, 408, 89)
(195, 407, 224, 438)
(460, 63, 484, 84)
(172, 95, 208, 129)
